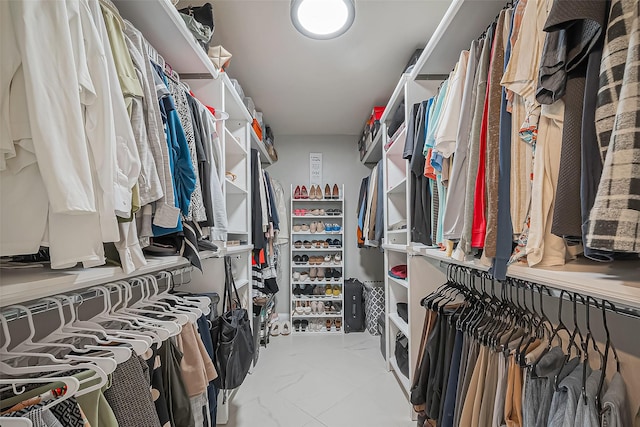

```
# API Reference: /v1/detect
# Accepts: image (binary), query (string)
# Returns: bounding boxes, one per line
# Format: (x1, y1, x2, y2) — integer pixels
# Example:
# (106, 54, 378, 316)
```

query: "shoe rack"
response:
(289, 184, 345, 334)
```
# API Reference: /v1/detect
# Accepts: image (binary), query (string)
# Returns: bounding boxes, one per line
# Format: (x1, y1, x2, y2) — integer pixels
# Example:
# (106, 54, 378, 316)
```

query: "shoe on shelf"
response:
(317, 221, 325, 232)
(310, 301, 318, 314)
(325, 284, 333, 296)
(301, 223, 310, 232)
(333, 239, 342, 248)
(294, 186, 301, 200)
(310, 221, 317, 233)
(293, 320, 301, 332)
(309, 267, 317, 281)
(310, 208, 320, 216)
(301, 320, 309, 332)
(303, 240, 312, 249)
(319, 209, 325, 216)
(324, 254, 332, 264)
(295, 301, 304, 314)
(333, 270, 342, 281)
(294, 240, 302, 248)
(324, 184, 331, 199)
(293, 255, 302, 264)
(293, 224, 301, 232)
(281, 321, 291, 335)
(301, 186, 309, 199)
(300, 271, 309, 282)
(293, 284, 301, 295)
(317, 267, 325, 281)
(334, 253, 342, 264)
(293, 272, 301, 282)
(335, 319, 342, 331)
(301, 254, 309, 264)
(332, 184, 339, 199)
(323, 239, 330, 248)
(325, 319, 332, 331)
(325, 268, 333, 281)
(333, 285, 341, 297)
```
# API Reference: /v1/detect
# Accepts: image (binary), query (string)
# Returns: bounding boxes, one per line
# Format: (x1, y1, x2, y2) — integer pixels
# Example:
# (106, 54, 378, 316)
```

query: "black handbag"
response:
(179, 3, 214, 32)
(212, 256, 255, 390)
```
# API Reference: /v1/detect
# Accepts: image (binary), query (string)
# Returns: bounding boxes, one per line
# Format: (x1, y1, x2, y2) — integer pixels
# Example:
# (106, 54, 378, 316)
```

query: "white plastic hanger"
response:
(89, 285, 165, 344)
(155, 271, 207, 320)
(4, 306, 118, 375)
(141, 275, 205, 321)
(106, 282, 179, 339)
(54, 294, 149, 356)
(0, 376, 80, 411)
(119, 279, 190, 326)
(33, 298, 131, 364)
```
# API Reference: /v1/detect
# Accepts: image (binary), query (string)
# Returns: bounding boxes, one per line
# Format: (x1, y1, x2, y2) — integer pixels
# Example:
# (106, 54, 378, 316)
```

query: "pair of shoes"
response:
(270, 321, 291, 336)
(325, 239, 342, 248)
(294, 209, 307, 216)
(325, 209, 342, 216)
(307, 256, 322, 265)
(308, 208, 325, 216)
(325, 224, 342, 233)
(323, 184, 340, 199)
(333, 253, 342, 264)
(294, 240, 302, 248)
(308, 185, 323, 200)
(292, 284, 302, 294)
(310, 301, 325, 314)
(294, 185, 309, 199)
(292, 319, 309, 332)
(309, 221, 325, 233)
(323, 284, 341, 296)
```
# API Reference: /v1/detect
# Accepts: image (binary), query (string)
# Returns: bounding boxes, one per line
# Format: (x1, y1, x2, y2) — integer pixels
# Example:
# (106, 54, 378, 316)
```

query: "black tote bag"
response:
(212, 256, 255, 390)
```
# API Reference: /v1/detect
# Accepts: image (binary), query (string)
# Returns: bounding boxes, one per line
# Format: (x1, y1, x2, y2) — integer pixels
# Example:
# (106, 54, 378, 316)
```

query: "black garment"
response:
(410, 312, 441, 408)
(409, 101, 433, 246)
(250, 149, 266, 252)
(264, 171, 280, 231)
(539, 0, 609, 239)
(357, 177, 369, 248)
(158, 338, 195, 427)
(144, 343, 172, 426)
(186, 94, 214, 228)
(436, 315, 458, 424)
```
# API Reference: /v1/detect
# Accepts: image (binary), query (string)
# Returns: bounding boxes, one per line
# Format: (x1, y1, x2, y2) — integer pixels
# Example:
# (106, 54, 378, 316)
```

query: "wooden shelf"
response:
(112, 0, 218, 79)
(411, 0, 507, 78)
(382, 243, 409, 253)
(0, 256, 189, 307)
(414, 247, 640, 310)
(380, 74, 409, 124)
(388, 276, 409, 290)
(389, 313, 410, 337)
(361, 129, 384, 165)
(387, 177, 407, 195)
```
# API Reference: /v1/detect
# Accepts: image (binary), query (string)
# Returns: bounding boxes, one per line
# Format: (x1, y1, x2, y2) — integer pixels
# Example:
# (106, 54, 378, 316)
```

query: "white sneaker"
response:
(281, 321, 291, 335)
(270, 322, 281, 336)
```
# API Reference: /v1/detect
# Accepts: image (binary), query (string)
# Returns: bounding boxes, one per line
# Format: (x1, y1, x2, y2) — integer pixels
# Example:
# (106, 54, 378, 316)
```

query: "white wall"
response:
(266, 135, 384, 314)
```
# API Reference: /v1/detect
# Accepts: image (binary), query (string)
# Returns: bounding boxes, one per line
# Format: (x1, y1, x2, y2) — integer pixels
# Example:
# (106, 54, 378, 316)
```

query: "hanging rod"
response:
(436, 260, 640, 320)
(1, 266, 193, 322)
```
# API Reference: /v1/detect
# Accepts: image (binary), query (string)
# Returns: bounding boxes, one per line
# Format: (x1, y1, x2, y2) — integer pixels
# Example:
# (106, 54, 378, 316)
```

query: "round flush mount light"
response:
(291, 0, 355, 40)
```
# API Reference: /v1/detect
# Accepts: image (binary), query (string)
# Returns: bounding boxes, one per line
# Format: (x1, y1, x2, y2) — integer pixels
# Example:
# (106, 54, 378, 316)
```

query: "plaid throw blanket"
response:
(587, 0, 640, 253)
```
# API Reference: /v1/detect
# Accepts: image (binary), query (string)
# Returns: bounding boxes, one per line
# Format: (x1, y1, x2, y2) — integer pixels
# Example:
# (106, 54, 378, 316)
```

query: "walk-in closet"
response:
(1, 0, 639, 426)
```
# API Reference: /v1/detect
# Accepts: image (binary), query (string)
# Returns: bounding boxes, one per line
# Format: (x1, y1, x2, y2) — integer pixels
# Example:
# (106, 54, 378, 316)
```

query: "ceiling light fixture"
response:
(291, 0, 355, 40)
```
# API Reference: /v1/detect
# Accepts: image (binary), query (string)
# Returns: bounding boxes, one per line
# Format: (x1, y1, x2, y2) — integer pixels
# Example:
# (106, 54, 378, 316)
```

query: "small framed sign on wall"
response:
(310, 152, 322, 187)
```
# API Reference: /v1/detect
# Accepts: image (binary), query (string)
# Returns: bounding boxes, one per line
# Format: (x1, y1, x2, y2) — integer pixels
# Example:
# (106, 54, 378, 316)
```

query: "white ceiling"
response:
(180, 0, 452, 136)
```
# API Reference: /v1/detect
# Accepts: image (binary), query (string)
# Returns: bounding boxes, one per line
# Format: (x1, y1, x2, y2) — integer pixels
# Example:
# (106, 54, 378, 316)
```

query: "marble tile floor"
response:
(222, 332, 415, 427)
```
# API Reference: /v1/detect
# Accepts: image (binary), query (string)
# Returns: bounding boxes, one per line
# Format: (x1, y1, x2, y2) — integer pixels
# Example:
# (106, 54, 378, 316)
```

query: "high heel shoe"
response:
(335, 319, 342, 331)
(332, 184, 339, 199)
(301, 186, 309, 199)
(303, 301, 312, 314)
(294, 185, 301, 199)
(324, 184, 331, 199)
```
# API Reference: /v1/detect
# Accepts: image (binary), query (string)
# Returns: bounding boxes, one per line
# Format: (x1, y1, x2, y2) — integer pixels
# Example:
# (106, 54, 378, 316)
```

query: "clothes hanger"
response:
(73, 288, 155, 349)
(4, 305, 118, 375)
(596, 300, 620, 414)
(54, 294, 150, 356)
(107, 282, 179, 339)
(149, 273, 206, 320)
(119, 278, 191, 327)
(32, 298, 131, 364)
(553, 292, 584, 391)
(0, 376, 80, 412)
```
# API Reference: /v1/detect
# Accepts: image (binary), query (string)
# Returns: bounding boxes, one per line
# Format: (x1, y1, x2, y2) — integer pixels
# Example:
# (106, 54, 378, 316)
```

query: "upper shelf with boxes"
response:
(359, 106, 386, 164)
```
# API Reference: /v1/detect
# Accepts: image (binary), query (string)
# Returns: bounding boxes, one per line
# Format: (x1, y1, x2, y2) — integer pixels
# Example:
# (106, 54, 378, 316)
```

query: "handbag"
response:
(394, 332, 409, 378)
(212, 256, 255, 390)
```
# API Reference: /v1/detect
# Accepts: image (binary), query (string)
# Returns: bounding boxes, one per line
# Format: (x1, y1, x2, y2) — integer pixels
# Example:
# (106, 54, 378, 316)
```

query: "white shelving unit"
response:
(372, 0, 509, 405)
(289, 185, 345, 334)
